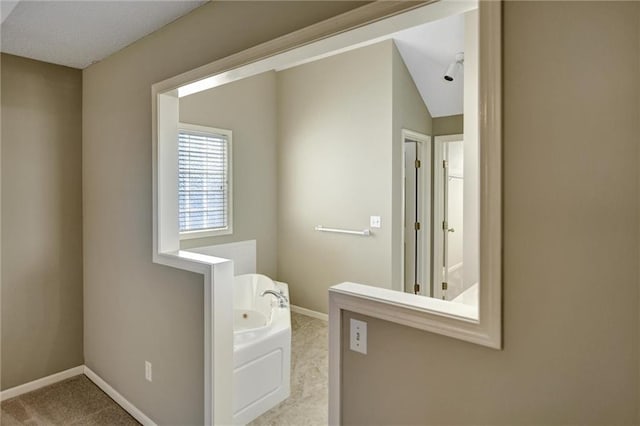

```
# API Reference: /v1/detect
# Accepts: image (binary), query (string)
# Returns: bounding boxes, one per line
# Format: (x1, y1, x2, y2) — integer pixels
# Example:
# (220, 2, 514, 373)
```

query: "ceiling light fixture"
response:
(443, 52, 464, 82)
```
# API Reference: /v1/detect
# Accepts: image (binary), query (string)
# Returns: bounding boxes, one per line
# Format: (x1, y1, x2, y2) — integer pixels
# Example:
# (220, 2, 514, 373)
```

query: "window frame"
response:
(177, 122, 233, 240)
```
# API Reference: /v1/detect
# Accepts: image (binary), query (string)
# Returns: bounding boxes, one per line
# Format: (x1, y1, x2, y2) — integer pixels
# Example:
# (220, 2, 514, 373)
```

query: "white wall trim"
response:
(0, 366, 85, 401)
(83, 366, 157, 426)
(291, 304, 328, 322)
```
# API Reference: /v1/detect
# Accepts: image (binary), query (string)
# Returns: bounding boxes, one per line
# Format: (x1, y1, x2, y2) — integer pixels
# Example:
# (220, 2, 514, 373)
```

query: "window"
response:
(178, 123, 232, 238)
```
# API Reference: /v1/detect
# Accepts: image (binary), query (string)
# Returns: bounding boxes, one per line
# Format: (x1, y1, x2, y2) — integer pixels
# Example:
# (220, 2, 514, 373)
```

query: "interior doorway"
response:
(433, 134, 464, 300)
(402, 130, 431, 296)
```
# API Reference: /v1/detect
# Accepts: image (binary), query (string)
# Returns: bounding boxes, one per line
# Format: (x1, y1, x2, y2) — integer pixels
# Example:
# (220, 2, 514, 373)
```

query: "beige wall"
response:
(179, 71, 278, 277)
(433, 114, 463, 136)
(178, 39, 431, 312)
(82, 2, 367, 424)
(1, 54, 83, 390)
(342, 2, 640, 424)
(277, 41, 394, 313)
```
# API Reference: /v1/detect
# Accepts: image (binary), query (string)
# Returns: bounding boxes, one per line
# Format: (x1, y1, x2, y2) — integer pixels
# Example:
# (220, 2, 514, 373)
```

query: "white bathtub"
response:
(452, 282, 478, 307)
(232, 274, 291, 425)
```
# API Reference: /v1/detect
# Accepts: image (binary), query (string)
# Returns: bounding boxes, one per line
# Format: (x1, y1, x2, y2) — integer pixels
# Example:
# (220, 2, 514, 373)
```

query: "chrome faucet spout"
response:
(261, 289, 288, 308)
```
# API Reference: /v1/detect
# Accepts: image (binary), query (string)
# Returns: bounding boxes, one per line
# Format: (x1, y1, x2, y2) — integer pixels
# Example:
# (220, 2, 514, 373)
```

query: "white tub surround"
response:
(232, 274, 292, 425)
(187, 240, 257, 276)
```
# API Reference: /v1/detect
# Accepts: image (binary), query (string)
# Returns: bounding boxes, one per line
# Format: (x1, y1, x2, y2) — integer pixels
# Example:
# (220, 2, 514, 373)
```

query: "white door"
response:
(402, 130, 431, 297)
(404, 141, 418, 294)
(433, 135, 464, 300)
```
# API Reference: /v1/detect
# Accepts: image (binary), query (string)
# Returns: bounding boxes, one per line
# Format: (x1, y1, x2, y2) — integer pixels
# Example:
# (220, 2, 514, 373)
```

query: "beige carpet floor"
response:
(249, 312, 329, 426)
(0, 375, 139, 425)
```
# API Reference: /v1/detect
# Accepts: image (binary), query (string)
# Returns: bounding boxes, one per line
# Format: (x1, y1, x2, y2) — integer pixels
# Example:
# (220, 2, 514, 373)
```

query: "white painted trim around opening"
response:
(84, 366, 157, 426)
(0, 366, 85, 401)
(291, 304, 328, 321)
(153, 1, 499, 424)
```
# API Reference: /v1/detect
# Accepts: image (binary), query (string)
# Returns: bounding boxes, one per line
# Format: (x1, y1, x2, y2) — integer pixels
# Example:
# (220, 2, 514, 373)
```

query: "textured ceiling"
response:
(1, 0, 206, 69)
(393, 12, 465, 118)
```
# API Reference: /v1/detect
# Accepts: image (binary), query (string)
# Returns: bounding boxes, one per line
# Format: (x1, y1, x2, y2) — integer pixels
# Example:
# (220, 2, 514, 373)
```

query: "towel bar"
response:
(314, 225, 371, 236)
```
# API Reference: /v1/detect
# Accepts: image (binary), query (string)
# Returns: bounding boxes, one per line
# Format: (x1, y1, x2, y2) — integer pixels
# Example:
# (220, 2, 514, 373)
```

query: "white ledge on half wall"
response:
(175, 249, 230, 266)
(329, 282, 478, 321)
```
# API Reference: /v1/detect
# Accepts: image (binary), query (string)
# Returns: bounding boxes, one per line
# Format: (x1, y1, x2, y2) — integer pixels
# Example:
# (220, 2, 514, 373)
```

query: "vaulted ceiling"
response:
(393, 12, 466, 118)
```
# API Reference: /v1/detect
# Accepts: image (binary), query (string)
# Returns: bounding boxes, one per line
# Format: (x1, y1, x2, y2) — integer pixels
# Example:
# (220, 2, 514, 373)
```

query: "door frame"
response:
(400, 129, 432, 297)
(433, 134, 464, 300)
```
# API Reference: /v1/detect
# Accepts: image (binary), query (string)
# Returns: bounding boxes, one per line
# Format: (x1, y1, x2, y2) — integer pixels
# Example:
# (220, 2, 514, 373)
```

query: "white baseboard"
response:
(0, 365, 85, 401)
(291, 304, 328, 321)
(83, 366, 156, 426)
(0, 365, 155, 426)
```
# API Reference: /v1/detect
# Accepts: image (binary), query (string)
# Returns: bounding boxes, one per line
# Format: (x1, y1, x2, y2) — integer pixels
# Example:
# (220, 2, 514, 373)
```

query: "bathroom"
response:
(163, 3, 480, 424)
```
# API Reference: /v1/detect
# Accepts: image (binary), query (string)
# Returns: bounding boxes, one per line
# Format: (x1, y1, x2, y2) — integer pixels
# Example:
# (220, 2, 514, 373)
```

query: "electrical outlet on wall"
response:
(145, 361, 153, 382)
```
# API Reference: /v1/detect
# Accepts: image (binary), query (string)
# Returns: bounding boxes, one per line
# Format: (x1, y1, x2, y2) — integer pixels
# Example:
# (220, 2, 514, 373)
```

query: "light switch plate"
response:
(145, 361, 152, 382)
(370, 216, 381, 228)
(350, 318, 367, 354)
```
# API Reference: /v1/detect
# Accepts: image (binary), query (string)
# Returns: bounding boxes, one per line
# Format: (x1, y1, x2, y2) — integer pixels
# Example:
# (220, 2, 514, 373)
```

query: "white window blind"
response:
(178, 127, 230, 234)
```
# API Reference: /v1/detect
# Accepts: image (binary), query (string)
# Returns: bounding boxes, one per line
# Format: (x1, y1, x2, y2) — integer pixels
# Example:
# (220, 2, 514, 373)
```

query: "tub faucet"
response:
(261, 289, 288, 308)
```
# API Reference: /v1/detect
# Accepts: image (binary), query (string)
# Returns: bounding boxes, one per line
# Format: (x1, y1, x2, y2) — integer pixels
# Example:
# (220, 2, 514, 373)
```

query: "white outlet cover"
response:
(350, 318, 367, 355)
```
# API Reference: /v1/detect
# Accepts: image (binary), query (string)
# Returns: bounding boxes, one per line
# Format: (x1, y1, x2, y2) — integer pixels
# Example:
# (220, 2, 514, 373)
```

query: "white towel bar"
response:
(314, 225, 371, 236)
